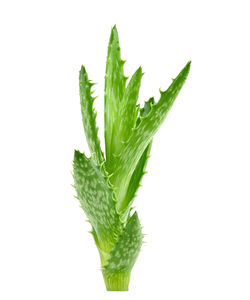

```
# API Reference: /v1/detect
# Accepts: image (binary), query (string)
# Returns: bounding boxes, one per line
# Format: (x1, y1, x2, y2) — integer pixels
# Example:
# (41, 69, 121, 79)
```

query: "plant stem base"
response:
(103, 272, 130, 291)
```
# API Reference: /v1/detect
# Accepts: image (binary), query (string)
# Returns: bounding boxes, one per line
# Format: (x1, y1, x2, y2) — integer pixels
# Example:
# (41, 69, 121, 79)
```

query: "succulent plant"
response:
(73, 25, 190, 291)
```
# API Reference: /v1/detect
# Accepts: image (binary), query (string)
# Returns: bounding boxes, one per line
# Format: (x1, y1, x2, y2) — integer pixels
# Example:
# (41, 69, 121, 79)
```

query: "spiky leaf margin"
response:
(79, 66, 104, 165)
(73, 150, 122, 253)
(112, 61, 191, 210)
(103, 211, 143, 274)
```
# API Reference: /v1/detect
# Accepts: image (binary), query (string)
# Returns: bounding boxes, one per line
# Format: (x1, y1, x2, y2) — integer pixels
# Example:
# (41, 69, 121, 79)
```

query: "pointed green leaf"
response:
(105, 25, 126, 164)
(103, 211, 143, 275)
(119, 67, 143, 144)
(105, 66, 143, 174)
(73, 150, 122, 252)
(112, 61, 191, 209)
(79, 66, 104, 165)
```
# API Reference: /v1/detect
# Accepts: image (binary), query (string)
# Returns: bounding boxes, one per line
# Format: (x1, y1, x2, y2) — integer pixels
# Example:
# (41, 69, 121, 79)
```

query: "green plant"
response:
(73, 25, 190, 291)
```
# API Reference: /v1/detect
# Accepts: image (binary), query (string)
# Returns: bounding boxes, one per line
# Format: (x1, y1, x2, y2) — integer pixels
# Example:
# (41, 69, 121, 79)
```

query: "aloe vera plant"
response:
(73, 25, 191, 291)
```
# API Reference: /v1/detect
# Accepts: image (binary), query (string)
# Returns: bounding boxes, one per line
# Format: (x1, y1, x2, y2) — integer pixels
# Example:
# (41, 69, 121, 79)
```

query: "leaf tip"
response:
(79, 65, 87, 77)
(110, 24, 119, 43)
(184, 60, 191, 74)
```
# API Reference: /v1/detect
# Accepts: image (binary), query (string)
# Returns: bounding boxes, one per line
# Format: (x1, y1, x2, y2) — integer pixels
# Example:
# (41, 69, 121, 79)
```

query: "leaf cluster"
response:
(73, 25, 190, 283)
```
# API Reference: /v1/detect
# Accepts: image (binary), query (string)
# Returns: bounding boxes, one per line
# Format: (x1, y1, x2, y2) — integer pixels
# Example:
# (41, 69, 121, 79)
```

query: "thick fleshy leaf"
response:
(112, 61, 191, 210)
(119, 67, 143, 144)
(103, 211, 143, 274)
(105, 25, 126, 164)
(79, 66, 104, 165)
(73, 150, 122, 252)
(105, 66, 143, 174)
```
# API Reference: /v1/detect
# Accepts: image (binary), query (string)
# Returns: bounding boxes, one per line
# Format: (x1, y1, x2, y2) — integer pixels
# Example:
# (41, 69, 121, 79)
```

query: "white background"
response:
(0, 0, 250, 299)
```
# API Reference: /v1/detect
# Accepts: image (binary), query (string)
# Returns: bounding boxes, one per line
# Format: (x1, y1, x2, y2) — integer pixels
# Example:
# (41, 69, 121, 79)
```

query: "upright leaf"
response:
(79, 66, 104, 165)
(119, 67, 143, 144)
(105, 25, 126, 165)
(112, 61, 191, 210)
